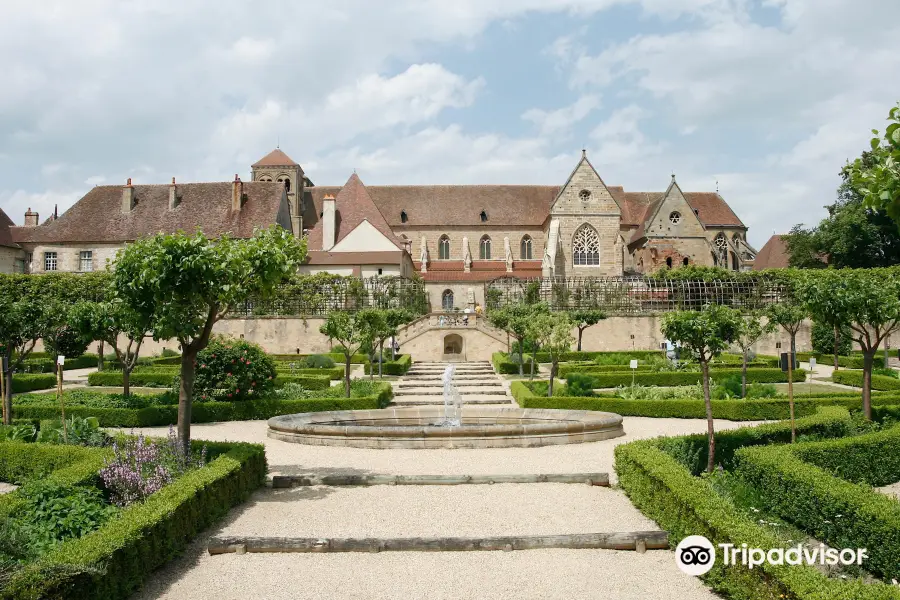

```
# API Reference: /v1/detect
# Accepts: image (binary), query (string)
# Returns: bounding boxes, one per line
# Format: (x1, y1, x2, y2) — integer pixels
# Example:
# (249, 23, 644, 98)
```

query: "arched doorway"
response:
(443, 334, 464, 360)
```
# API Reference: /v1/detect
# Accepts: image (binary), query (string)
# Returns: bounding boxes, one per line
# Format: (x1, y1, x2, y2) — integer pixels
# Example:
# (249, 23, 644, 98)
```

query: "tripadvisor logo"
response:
(676, 535, 868, 576)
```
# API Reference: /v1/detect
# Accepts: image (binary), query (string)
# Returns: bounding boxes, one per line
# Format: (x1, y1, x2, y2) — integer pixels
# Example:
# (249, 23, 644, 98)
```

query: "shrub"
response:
(36, 417, 110, 447)
(303, 354, 335, 369)
(363, 354, 412, 376)
(744, 382, 777, 399)
(554, 367, 806, 387)
(564, 374, 595, 397)
(19, 355, 99, 374)
(832, 369, 900, 390)
(194, 337, 277, 401)
(87, 371, 175, 387)
(44, 325, 90, 359)
(11, 374, 56, 393)
(873, 367, 898, 378)
(811, 321, 853, 357)
(712, 374, 742, 399)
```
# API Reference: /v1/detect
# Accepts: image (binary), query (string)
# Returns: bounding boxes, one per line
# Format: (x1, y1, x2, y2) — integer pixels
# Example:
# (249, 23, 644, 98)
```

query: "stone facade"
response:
(0, 247, 24, 274)
(27, 243, 123, 273)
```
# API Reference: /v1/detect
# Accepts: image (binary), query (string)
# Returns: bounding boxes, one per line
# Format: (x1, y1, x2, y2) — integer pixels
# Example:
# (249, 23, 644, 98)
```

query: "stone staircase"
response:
(391, 361, 516, 407)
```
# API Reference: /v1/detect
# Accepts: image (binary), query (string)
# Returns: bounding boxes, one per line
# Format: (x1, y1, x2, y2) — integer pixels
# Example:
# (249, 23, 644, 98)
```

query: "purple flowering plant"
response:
(99, 427, 206, 506)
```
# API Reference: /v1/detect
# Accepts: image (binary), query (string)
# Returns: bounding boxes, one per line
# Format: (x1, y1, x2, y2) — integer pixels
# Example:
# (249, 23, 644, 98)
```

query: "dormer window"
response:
(480, 210, 488, 222)
(400, 210, 408, 223)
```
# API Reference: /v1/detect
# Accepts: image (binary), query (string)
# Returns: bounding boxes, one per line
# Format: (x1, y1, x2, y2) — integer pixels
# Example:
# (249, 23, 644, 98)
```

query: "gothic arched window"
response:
(438, 235, 450, 260)
(715, 233, 728, 250)
(480, 236, 491, 260)
(520, 236, 533, 260)
(442, 289, 454, 311)
(572, 224, 600, 266)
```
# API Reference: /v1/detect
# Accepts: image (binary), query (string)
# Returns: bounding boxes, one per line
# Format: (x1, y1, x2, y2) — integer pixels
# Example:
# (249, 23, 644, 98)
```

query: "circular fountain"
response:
(267, 365, 624, 449)
(267, 405, 625, 449)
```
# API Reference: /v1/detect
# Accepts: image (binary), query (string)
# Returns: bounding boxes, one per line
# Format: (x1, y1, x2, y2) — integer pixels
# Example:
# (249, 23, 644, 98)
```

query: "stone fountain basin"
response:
(267, 406, 625, 449)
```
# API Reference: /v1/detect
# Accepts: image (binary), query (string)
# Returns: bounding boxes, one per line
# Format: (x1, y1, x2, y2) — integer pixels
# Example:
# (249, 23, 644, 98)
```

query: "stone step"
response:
(396, 382, 504, 388)
(395, 389, 509, 396)
(390, 398, 516, 406)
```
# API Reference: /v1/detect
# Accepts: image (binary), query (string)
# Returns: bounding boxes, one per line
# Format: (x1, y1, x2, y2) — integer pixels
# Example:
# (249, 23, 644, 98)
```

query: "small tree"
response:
(68, 300, 152, 397)
(796, 268, 900, 420)
(382, 309, 414, 376)
(570, 309, 606, 352)
(489, 303, 540, 375)
(528, 312, 573, 397)
(661, 304, 742, 473)
(767, 302, 807, 442)
(734, 312, 775, 398)
(356, 309, 388, 381)
(320, 311, 370, 397)
(114, 227, 305, 452)
(847, 103, 900, 221)
(486, 308, 511, 353)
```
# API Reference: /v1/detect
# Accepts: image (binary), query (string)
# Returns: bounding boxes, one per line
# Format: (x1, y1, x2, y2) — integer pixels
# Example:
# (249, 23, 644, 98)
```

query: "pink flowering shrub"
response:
(193, 336, 276, 401)
(99, 428, 206, 506)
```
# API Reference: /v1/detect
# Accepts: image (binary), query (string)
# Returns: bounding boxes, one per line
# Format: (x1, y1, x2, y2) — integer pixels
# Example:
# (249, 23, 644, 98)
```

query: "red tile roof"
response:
(0, 208, 19, 249)
(753, 235, 790, 270)
(305, 174, 405, 251)
(252, 148, 299, 167)
(11, 181, 287, 244)
(685, 192, 745, 227)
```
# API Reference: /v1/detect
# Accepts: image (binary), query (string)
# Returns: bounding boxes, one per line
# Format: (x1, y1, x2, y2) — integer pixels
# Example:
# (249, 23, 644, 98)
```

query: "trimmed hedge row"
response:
(364, 354, 413, 376)
(554, 367, 807, 387)
(11, 386, 394, 427)
(86, 371, 332, 390)
(11, 373, 57, 393)
(2, 440, 267, 599)
(614, 409, 900, 600)
(276, 366, 345, 380)
(271, 353, 369, 364)
(873, 405, 900, 422)
(491, 352, 538, 375)
(735, 429, 900, 580)
(832, 369, 900, 390)
(511, 380, 900, 421)
(792, 426, 900, 488)
(797, 352, 867, 369)
(19, 354, 99, 373)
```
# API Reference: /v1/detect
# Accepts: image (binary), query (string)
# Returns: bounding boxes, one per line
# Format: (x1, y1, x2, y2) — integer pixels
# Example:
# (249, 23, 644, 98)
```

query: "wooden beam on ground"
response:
(208, 531, 669, 555)
(270, 472, 610, 488)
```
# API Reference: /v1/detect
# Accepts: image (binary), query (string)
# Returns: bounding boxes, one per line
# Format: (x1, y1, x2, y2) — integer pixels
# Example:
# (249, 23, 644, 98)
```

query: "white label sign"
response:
(57, 355, 65, 366)
(630, 359, 638, 369)
(809, 357, 816, 371)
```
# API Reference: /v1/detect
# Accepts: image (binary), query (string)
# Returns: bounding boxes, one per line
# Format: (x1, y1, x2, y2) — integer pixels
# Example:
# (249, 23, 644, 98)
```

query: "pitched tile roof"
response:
(305, 174, 406, 251)
(685, 192, 745, 227)
(252, 148, 299, 167)
(753, 235, 790, 270)
(10, 181, 287, 244)
(0, 208, 20, 249)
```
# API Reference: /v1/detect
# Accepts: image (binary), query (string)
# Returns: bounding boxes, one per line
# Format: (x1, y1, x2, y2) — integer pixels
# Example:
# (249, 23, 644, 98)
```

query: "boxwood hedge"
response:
(614, 409, 900, 600)
(86, 371, 332, 390)
(1, 439, 266, 600)
(19, 354, 99, 373)
(831, 369, 900, 390)
(363, 354, 412, 376)
(553, 367, 806, 387)
(735, 428, 900, 581)
(11, 374, 57, 393)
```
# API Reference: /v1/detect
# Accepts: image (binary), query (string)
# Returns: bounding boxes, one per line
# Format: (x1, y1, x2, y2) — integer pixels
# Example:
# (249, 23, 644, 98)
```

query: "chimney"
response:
(122, 178, 135, 214)
(232, 174, 243, 212)
(168, 177, 178, 210)
(24, 207, 39, 227)
(322, 194, 336, 250)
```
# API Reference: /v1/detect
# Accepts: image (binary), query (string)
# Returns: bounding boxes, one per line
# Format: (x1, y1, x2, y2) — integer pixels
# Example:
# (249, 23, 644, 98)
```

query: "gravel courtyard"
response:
(130, 416, 760, 599)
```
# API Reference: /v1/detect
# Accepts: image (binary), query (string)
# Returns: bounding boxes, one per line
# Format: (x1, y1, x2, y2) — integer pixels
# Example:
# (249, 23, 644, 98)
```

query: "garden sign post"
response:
(57, 354, 67, 443)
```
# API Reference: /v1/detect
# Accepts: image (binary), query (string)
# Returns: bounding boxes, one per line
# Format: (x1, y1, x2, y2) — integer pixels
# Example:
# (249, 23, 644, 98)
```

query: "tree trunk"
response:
(548, 361, 556, 397)
(788, 338, 795, 443)
(123, 366, 131, 398)
(741, 348, 748, 399)
(379, 340, 384, 378)
(2, 347, 11, 426)
(530, 346, 536, 382)
(97, 339, 105, 371)
(517, 338, 523, 376)
(701, 360, 715, 473)
(862, 349, 875, 421)
(833, 326, 839, 370)
(177, 351, 197, 455)
(577, 328, 584, 352)
(344, 355, 352, 398)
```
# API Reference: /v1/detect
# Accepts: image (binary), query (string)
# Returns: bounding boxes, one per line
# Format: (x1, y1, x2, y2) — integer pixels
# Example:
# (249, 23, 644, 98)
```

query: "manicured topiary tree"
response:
(734, 312, 775, 398)
(766, 302, 807, 442)
(796, 268, 900, 420)
(661, 304, 743, 472)
(528, 312, 573, 397)
(113, 227, 305, 452)
(570, 308, 606, 352)
(68, 300, 152, 397)
(320, 311, 371, 397)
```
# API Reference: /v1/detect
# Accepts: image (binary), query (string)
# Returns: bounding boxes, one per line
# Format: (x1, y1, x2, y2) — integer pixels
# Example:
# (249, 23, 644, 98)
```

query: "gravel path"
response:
(217, 483, 655, 538)
(127, 416, 762, 484)
(0, 483, 17, 494)
(134, 548, 718, 600)
(879, 481, 900, 499)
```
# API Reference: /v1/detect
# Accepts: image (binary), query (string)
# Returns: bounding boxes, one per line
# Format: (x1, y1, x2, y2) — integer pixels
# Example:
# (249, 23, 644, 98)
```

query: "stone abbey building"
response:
(5, 148, 755, 311)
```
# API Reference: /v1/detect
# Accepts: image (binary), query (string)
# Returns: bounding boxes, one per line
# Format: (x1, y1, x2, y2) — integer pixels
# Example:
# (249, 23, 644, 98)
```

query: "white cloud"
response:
(522, 95, 601, 136)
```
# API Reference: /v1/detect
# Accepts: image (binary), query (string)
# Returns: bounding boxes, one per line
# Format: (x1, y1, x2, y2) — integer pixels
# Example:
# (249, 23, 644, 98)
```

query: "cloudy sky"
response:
(2, 0, 898, 249)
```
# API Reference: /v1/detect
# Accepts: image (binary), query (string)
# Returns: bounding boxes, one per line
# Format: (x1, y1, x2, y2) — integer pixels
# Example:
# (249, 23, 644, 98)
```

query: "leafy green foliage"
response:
(303, 354, 335, 369)
(811, 321, 853, 356)
(712, 375, 742, 399)
(661, 305, 744, 363)
(194, 337, 276, 401)
(554, 367, 805, 387)
(744, 383, 777, 399)
(36, 417, 110, 447)
(847, 103, 900, 222)
(44, 325, 89, 359)
(832, 369, 900, 390)
(564, 374, 595, 397)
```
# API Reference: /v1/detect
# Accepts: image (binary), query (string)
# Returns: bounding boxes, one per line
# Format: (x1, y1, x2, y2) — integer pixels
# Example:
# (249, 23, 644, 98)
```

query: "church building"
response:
(7, 148, 755, 311)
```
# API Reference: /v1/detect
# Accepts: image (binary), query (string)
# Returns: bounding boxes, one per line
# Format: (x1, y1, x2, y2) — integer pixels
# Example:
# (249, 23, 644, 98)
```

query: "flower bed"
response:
(0, 438, 265, 599)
